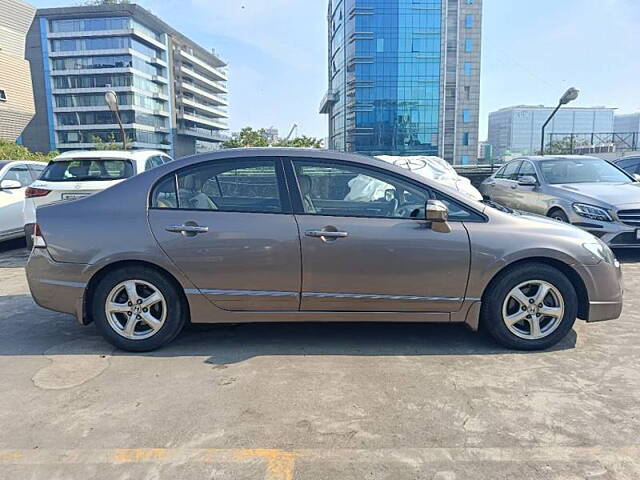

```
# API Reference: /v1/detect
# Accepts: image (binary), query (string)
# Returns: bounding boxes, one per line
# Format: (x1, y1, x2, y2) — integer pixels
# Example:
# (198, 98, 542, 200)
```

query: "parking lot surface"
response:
(1, 240, 639, 479)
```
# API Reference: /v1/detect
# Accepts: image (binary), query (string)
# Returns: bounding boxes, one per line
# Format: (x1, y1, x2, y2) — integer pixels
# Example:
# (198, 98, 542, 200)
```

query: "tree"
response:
(540, 136, 590, 155)
(81, 0, 130, 5)
(92, 133, 132, 150)
(222, 126, 323, 149)
(0, 139, 58, 162)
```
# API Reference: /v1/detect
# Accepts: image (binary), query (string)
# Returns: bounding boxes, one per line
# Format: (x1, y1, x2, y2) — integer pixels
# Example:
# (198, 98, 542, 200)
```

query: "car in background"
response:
(27, 149, 622, 352)
(480, 155, 640, 247)
(0, 160, 46, 243)
(23, 150, 173, 247)
(376, 155, 483, 201)
(614, 156, 640, 178)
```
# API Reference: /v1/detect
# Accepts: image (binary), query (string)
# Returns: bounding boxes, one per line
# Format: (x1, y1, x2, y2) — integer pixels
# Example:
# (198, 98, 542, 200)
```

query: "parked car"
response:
(23, 150, 173, 247)
(614, 156, 640, 178)
(480, 155, 640, 247)
(27, 149, 622, 352)
(0, 160, 46, 243)
(376, 155, 483, 201)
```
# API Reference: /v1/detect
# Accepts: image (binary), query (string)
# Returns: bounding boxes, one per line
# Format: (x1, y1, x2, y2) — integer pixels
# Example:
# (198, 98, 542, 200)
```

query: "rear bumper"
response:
(26, 248, 88, 324)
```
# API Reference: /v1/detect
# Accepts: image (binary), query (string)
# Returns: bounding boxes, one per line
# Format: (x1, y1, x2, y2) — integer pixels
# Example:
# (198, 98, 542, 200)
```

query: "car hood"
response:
(551, 182, 640, 208)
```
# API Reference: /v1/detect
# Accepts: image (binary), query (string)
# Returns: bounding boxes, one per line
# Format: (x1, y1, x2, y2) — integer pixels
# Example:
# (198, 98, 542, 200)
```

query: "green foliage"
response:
(541, 137, 590, 155)
(81, 0, 130, 5)
(92, 133, 132, 150)
(222, 127, 323, 149)
(0, 139, 58, 162)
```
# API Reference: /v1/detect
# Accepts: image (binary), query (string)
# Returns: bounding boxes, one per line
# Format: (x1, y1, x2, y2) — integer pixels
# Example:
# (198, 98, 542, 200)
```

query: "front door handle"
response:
(165, 224, 209, 235)
(305, 230, 349, 239)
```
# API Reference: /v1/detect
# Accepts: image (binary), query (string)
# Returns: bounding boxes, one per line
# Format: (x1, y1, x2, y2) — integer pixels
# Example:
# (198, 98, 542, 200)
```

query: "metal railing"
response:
(545, 132, 639, 155)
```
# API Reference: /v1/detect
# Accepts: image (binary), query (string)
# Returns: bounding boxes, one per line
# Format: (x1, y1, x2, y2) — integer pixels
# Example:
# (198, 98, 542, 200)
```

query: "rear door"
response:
(491, 160, 522, 208)
(0, 164, 32, 235)
(148, 157, 301, 311)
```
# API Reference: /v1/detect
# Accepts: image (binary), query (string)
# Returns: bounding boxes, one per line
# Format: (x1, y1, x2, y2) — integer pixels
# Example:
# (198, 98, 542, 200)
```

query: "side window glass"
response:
(4, 166, 32, 187)
(152, 176, 178, 208)
(169, 159, 282, 213)
(502, 161, 521, 180)
(434, 193, 484, 222)
(293, 160, 428, 219)
(517, 162, 538, 182)
(494, 165, 506, 178)
(29, 164, 46, 181)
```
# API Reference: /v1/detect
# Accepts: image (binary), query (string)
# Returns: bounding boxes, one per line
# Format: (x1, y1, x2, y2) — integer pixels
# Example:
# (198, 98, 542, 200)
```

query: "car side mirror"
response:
(0, 179, 22, 190)
(518, 175, 537, 186)
(425, 199, 451, 233)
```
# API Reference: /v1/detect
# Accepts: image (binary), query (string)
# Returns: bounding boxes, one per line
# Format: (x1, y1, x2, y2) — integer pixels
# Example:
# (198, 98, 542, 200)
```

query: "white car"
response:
(376, 155, 483, 201)
(0, 160, 47, 243)
(23, 150, 173, 246)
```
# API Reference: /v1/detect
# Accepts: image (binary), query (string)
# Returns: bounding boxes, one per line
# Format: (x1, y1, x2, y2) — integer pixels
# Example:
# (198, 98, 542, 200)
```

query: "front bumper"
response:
(574, 258, 624, 322)
(26, 248, 89, 324)
(569, 216, 640, 248)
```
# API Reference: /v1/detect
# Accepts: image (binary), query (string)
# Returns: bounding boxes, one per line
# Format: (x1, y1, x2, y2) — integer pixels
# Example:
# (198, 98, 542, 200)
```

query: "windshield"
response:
(40, 159, 134, 182)
(540, 158, 632, 184)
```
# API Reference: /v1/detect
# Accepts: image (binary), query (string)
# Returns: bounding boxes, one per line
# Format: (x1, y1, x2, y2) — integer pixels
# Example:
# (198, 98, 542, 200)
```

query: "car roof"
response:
(52, 150, 169, 162)
(0, 160, 48, 168)
(514, 155, 605, 163)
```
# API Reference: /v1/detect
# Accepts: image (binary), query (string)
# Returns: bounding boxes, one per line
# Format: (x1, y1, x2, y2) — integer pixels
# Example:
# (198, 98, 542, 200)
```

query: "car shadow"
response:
(613, 248, 640, 264)
(0, 295, 577, 362)
(0, 238, 29, 268)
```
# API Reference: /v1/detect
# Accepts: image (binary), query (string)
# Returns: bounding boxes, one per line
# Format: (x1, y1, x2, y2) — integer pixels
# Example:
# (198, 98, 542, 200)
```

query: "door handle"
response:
(305, 230, 349, 239)
(165, 224, 209, 234)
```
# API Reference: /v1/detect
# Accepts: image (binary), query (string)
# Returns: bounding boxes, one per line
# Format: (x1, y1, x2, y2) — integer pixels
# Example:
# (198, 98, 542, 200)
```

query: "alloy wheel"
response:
(105, 279, 167, 340)
(501, 280, 565, 340)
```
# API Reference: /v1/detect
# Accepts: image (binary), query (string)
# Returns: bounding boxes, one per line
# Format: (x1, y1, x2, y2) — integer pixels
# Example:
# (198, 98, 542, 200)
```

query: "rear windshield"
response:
(40, 159, 134, 182)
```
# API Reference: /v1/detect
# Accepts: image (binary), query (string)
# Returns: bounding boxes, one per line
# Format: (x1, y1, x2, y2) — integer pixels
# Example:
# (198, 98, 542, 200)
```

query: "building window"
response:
(464, 86, 471, 100)
(463, 110, 471, 123)
(464, 63, 472, 76)
(465, 0, 473, 4)
(377, 38, 384, 53)
(0, 89, 6, 102)
(465, 39, 473, 52)
(462, 132, 470, 146)
(461, 155, 470, 165)
(465, 15, 474, 28)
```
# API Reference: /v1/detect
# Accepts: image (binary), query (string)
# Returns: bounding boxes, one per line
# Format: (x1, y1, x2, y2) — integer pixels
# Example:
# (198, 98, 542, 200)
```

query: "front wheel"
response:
(481, 263, 578, 350)
(91, 266, 187, 351)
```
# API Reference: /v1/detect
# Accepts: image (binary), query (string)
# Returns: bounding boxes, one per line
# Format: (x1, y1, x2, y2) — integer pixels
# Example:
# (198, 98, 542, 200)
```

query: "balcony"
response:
(177, 49, 227, 81)
(180, 97, 228, 118)
(179, 66, 227, 94)
(319, 90, 338, 114)
(181, 112, 227, 130)
(180, 82, 228, 106)
(177, 126, 228, 142)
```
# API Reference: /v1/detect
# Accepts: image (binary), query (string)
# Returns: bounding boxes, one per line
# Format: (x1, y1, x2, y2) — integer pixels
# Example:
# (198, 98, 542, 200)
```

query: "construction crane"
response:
(283, 124, 298, 142)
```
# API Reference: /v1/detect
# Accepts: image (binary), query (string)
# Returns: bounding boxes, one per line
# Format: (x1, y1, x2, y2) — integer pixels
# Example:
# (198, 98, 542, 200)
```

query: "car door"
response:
(491, 160, 522, 208)
(0, 163, 32, 235)
(287, 158, 473, 312)
(512, 160, 546, 213)
(148, 157, 301, 311)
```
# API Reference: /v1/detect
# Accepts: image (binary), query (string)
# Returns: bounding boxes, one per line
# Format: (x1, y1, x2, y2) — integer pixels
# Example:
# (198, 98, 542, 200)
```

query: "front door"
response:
(289, 159, 472, 312)
(148, 157, 301, 311)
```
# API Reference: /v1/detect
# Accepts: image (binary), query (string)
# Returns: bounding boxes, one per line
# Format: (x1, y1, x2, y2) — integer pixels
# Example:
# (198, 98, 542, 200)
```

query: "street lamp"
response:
(540, 87, 580, 156)
(105, 90, 127, 150)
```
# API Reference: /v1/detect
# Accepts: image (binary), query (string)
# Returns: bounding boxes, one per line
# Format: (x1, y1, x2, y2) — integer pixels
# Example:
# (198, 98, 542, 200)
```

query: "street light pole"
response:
(105, 90, 127, 150)
(540, 87, 580, 156)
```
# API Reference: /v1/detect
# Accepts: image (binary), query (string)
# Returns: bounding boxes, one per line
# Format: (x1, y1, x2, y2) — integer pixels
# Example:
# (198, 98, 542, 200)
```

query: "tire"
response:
(548, 209, 570, 223)
(91, 266, 187, 352)
(481, 263, 578, 351)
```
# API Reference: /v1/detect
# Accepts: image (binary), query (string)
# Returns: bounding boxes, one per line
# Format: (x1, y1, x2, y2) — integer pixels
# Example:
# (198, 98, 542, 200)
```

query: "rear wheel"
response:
(91, 266, 187, 351)
(481, 263, 578, 350)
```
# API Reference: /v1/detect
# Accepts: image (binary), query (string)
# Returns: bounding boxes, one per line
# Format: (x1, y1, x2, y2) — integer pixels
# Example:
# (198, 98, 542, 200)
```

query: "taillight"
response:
(25, 187, 51, 198)
(33, 224, 47, 249)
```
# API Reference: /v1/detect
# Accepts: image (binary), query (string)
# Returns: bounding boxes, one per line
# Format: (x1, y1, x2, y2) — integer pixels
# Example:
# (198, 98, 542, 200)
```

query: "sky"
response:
(29, 0, 640, 140)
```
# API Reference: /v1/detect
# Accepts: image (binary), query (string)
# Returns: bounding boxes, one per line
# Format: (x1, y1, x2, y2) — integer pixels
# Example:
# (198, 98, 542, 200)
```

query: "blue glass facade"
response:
(323, 0, 482, 163)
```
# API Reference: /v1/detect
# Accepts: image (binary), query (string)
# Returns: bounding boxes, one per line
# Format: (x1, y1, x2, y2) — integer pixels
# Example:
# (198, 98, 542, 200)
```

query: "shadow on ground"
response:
(0, 294, 577, 363)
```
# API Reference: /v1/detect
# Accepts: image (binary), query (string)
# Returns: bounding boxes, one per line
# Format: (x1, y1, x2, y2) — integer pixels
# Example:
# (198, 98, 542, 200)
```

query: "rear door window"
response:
(28, 163, 46, 181)
(40, 159, 134, 181)
(3, 165, 32, 186)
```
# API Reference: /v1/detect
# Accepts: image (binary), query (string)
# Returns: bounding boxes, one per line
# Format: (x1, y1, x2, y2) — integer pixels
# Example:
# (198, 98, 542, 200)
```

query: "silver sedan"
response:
(26, 149, 623, 352)
(480, 155, 640, 247)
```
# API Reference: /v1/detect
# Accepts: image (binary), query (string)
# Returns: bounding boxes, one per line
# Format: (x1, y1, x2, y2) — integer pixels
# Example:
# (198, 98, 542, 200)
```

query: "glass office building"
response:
(488, 106, 616, 160)
(320, 0, 482, 164)
(23, 4, 228, 156)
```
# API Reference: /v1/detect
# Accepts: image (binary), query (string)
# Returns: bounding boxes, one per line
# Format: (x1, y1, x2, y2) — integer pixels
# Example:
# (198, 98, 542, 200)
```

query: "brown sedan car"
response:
(26, 149, 623, 351)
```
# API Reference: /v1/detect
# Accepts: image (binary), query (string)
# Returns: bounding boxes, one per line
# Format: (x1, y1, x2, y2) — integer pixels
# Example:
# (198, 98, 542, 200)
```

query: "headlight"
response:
(583, 241, 617, 265)
(573, 203, 613, 222)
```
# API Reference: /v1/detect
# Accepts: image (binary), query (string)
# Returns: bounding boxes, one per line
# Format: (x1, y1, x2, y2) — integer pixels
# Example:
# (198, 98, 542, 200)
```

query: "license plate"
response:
(61, 193, 89, 201)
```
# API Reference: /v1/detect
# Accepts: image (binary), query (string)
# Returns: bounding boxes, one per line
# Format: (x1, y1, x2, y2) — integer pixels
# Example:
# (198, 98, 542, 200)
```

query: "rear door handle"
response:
(165, 224, 209, 235)
(305, 230, 349, 239)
